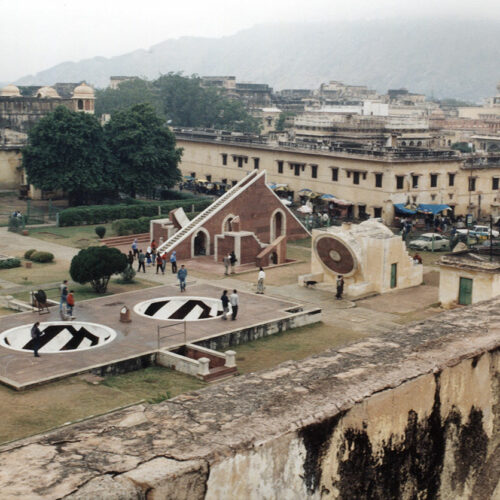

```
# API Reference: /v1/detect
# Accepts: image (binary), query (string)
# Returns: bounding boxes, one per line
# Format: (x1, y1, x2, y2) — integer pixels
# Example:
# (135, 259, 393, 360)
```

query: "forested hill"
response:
(15, 19, 500, 101)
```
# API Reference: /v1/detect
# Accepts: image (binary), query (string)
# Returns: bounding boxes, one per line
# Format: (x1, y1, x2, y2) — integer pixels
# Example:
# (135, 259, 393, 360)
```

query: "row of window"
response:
(220, 154, 500, 191)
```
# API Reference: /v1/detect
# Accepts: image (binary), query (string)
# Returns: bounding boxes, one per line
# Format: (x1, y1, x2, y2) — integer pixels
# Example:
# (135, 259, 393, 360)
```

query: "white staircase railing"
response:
(156, 170, 261, 255)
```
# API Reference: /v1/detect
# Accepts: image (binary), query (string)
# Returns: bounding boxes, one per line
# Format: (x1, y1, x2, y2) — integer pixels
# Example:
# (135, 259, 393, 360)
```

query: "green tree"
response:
(104, 103, 182, 198)
(94, 78, 162, 117)
(22, 106, 113, 205)
(154, 73, 261, 133)
(276, 111, 296, 131)
(70, 246, 127, 293)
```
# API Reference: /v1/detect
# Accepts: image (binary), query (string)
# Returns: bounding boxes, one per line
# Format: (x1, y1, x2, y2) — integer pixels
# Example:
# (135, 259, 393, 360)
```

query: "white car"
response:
(457, 225, 499, 238)
(409, 233, 450, 251)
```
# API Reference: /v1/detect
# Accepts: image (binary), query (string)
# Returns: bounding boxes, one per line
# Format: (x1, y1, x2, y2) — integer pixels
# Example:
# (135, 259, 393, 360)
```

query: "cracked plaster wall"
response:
(0, 298, 498, 499)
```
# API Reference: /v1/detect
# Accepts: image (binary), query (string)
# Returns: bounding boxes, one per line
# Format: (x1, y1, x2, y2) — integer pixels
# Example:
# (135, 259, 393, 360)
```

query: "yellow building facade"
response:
(176, 132, 500, 223)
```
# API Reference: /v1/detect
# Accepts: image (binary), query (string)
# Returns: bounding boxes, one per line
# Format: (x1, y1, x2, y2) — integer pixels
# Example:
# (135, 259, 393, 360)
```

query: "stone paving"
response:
(0, 283, 318, 389)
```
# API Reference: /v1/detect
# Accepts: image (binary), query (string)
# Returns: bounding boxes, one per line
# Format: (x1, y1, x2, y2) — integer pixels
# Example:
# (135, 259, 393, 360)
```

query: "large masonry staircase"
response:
(156, 170, 263, 255)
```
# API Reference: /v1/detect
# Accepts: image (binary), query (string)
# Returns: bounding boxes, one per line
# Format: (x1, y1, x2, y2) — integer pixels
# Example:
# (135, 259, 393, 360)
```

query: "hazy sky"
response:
(1, 0, 499, 82)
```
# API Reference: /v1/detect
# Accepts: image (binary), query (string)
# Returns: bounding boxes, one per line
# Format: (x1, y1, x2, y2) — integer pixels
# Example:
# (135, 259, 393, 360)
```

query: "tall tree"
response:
(104, 103, 182, 198)
(94, 78, 162, 117)
(22, 106, 112, 205)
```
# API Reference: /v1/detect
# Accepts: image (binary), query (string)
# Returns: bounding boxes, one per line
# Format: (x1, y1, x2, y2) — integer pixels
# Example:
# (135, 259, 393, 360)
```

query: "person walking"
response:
(161, 252, 168, 274)
(66, 290, 75, 318)
(137, 250, 146, 273)
(156, 253, 164, 274)
(336, 275, 344, 300)
(131, 238, 139, 259)
(220, 290, 229, 320)
(230, 289, 239, 320)
(177, 265, 187, 292)
(31, 321, 42, 358)
(146, 247, 152, 267)
(229, 251, 237, 274)
(257, 267, 265, 294)
(127, 251, 134, 267)
(170, 251, 178, 274)
(59, 280, 68, 312)
(223, 253, 230, 276)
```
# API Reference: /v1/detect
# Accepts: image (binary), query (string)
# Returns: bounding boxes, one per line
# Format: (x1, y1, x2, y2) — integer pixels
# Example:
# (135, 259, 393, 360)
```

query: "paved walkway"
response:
(0, 228, 79, 262)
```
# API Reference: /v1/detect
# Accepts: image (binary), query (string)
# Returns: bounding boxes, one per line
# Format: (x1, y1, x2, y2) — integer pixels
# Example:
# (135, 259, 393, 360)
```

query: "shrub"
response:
(0, 258, 21, 269)
(70, 246, 128, 293)
(24, 249, 37, 259)
(120, 264, 136, 283)
(95, 226, 106, 239)
(30, 251, 55, 263)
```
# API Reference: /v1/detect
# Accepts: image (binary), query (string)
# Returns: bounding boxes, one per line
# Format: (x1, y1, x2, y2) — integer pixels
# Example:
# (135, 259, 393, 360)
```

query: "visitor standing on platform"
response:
(127, 251, 134, 267)
(59, 280, 68, 311)
(221, 290, 229, 320)
(257, 267, 265, 294)
(66, 290, 75, 318)
(178, 265, 187, 292)
(223, 253, 230, 276)
(230, 290, 239, 320)
(31, 322, 42, 358)
(336, 275, 344, 300)
(137, 250, 146, 273)
(230, 251, 237, 274)
(156, 253, 164, 274)
(131, 238, 139, 259)
(170, 251, 178, 273)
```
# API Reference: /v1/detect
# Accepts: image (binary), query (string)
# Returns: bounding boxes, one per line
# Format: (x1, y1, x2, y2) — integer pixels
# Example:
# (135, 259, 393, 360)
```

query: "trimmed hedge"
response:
(24, 248, 37, 259)
(58, 198, 211, 227)
(95, 226, 106, 239)
(0, 258, 21, 269)
(112, 211, 202, 236)
(30, 251, 55, 263)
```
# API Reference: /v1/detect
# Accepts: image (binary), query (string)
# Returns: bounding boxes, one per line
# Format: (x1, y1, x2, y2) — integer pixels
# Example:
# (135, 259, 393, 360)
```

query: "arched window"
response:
(77, 99, 84, 110)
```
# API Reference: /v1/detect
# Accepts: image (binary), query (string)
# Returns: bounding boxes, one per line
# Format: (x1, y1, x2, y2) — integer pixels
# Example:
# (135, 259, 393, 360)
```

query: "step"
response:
(101, 233, 150, 245)
(202, 365, 238, 382)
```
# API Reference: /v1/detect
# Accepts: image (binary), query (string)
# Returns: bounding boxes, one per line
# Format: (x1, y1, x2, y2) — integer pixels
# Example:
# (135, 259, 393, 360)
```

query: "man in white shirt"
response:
(257, 267, 265, 294)
(230, 290, 239, 320)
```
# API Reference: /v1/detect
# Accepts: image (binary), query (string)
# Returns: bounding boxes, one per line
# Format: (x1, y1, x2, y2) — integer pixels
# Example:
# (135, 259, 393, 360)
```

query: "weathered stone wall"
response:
(0, 299, 498, 499)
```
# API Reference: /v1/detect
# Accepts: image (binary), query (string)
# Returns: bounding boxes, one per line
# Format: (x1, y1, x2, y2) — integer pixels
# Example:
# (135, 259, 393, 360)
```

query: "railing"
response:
(156, 321, 187, 351)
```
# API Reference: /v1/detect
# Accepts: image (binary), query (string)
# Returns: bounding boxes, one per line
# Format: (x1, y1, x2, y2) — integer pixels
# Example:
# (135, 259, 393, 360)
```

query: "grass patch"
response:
(12, 277, 156, 303)
(102, 366, 205, 401)
(28, 223, 116, 249)
(0, 367, 205, 444)
(0, 259, 69, 286)
(232, 322, 368, 374)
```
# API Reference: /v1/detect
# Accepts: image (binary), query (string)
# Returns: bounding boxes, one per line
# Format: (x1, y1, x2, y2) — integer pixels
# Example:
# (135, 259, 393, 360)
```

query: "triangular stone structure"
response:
(152, 170, 310, 265)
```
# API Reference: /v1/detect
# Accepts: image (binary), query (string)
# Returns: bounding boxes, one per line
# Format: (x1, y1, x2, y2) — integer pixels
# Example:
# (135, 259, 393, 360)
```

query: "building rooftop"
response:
(173, 128, 460, 163)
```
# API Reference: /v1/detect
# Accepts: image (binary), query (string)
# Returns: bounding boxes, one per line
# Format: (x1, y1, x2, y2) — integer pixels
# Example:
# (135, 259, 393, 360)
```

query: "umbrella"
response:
(308, 192, 321, 199)
(275, 186, 288, 192)
(268, 183, 277, 189)
(320, 194, 336, 200)
(297, 205, 313, 213)
(298, 188, 312, 193)
(183, 175, 195, 180)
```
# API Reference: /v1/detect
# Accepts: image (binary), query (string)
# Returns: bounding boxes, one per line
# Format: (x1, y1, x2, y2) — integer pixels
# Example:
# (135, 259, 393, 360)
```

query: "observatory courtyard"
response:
(0, 170, 498, 498)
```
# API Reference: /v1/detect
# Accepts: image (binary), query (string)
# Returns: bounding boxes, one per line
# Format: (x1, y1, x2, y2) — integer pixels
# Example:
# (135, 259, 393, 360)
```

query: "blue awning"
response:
(417, 204, 451, 215)
(394, 203, 417, 215)
(320, 194, 336, 200)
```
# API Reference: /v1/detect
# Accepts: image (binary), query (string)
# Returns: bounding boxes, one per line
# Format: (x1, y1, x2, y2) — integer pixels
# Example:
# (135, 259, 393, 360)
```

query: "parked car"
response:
(409, 233, 450, 251)
(457, 225, 499, 238)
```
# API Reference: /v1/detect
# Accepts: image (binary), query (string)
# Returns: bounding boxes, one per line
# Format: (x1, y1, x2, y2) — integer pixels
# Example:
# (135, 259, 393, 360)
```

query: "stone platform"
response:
(0, 283, 321, 390)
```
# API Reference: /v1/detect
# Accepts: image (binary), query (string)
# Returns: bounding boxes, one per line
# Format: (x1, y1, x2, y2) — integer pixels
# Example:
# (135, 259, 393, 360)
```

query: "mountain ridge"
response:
(13, 19, 500, 101)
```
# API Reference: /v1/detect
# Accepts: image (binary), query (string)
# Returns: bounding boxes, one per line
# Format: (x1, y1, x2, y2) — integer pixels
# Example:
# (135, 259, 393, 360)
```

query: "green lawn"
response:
(28, 223, 116, 249)
(231, 322, 368, 374)
(0, 367, 205, 444)
(12, 277, 156, 304)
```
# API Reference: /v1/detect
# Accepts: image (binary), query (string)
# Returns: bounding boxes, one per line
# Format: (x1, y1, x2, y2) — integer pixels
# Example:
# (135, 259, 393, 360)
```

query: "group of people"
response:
(129, 239, 177, 275)
(220, 289, 239, 320)
(222, 251, 238, 275)
(59, 279, 75, 319)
